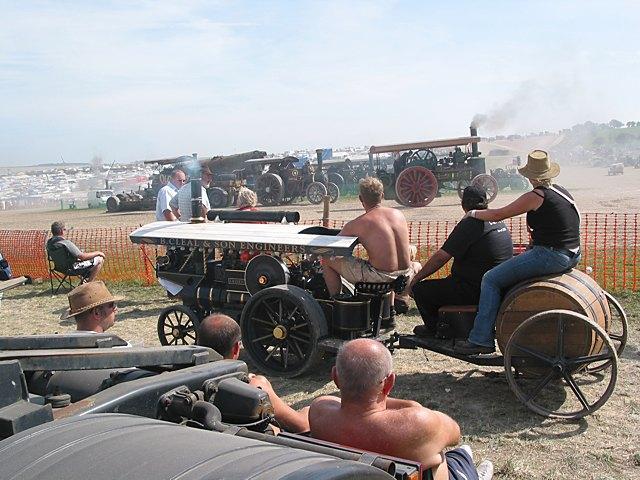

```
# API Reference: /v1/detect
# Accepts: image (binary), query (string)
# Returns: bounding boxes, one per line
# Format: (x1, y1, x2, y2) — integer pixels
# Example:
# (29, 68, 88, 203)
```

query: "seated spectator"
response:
(309, 339, 493, 480)
(170, 164, 213, 221)
(64, 281, 122, 333)
(197, 314, 310, 433)
(409, 187, 513, 337)
(47, 221, 105, 282)
(236, 187, 259, 211)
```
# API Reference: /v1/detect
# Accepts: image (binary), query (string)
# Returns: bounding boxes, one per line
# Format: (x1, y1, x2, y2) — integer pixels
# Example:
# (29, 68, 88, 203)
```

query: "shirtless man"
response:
(197, 314, 310, 433)
(309, 339, 492, 480)
(322, 177, 413, 297)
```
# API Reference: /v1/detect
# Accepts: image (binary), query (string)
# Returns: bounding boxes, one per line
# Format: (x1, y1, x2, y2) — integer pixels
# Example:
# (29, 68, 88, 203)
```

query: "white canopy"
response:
(129, 221, 359, 256)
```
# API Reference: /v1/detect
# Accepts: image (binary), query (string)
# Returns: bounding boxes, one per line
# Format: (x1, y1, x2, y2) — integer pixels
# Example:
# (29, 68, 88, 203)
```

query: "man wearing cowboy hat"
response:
(455, 150, 581, 355)
(65, 281, 123, 333)
(170, 162, 213, 221)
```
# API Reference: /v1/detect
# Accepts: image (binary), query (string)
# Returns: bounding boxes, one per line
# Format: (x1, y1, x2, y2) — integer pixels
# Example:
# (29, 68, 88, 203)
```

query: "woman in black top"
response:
(455, 150, 581, 354)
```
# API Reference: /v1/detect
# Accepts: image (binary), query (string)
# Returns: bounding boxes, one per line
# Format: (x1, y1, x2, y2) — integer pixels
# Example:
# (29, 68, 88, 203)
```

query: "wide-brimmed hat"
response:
(65, 281, 123, 319)
(518, 150, 560, 180)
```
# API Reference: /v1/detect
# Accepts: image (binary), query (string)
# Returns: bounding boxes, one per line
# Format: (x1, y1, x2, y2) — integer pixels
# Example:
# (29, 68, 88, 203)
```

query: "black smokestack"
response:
(470, 125, 479, 157)
(189, 153, 205, 224)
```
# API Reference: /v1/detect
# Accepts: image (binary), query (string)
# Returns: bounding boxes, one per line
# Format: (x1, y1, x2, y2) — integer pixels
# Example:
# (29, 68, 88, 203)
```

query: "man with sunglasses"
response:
(155, 167, 187, 221)
(65, 281, 122, 333)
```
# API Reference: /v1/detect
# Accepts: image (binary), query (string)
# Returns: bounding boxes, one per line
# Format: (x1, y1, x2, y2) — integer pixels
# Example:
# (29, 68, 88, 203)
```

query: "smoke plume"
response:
(471, 80, 538, 132)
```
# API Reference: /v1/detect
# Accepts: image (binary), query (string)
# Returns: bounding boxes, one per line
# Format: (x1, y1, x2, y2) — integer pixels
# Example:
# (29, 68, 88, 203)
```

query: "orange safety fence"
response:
(1, 213, 638, 291)
(0, 227, 156, 285)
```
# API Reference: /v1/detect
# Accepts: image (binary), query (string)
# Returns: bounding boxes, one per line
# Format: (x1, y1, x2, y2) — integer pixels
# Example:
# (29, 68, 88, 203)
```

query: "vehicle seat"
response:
(436, 305, 478, 340)
(354, 276, 408, 335)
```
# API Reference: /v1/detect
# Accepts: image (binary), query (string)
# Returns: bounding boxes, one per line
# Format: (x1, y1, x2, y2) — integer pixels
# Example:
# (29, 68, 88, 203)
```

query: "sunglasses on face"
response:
(105, 302, 118, 310)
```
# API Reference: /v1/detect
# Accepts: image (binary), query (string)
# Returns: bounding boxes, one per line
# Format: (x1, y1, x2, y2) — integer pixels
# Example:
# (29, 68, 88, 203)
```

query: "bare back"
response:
(340, 206, 411, 272)
(309, 396, 453, 478)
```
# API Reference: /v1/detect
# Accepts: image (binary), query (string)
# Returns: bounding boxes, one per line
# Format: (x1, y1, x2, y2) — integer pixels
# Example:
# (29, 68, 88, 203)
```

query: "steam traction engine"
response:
(129, 211, 401, 377)
(369, 127, 498, 207)
(247, 157, 340, 206)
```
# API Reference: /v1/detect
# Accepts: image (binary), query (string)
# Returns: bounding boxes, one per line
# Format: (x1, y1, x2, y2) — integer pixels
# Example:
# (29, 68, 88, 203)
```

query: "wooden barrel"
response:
(496, 269, 611, 361)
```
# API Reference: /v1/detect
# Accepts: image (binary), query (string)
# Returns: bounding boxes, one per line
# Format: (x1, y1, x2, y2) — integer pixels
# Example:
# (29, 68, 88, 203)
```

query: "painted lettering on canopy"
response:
(157, 237, 307, 253)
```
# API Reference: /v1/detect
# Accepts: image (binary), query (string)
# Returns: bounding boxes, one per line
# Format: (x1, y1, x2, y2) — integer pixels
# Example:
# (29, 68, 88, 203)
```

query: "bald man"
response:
(309, 339, 492, 480)
(197, 314, 310, 433)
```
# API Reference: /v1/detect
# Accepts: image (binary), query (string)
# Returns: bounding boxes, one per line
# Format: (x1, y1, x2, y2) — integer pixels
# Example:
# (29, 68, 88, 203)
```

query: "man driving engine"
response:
(322, 177, 413, 298)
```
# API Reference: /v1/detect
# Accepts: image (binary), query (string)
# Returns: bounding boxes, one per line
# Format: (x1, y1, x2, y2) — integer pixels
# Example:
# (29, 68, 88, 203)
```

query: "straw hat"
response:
(65, 281, 123, 319)
(518, 150, 560, 180)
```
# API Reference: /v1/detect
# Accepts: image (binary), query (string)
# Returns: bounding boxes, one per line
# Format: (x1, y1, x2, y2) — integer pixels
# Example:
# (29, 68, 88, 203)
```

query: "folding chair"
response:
(46, 243, 90, 294)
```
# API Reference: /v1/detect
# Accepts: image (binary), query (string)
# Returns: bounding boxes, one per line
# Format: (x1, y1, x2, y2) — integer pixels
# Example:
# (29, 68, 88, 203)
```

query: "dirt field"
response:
(1, 165, 638, 230)
(0, 283, 638, 479)
(1, 163, 639, 478)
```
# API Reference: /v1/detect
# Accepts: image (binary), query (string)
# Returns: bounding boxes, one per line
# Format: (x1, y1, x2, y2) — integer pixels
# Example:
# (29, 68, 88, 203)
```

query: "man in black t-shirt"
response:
(409, 187, 513, 337)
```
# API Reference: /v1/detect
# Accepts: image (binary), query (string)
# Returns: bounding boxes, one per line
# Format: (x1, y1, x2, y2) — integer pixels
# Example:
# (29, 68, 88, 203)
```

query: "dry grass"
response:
(1, 282, 638, 479)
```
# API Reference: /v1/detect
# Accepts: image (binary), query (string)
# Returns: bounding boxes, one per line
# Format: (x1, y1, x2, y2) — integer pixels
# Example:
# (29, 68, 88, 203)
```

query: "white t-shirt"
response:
(155, 183, 179, 221)
(169, 183, 211, 221)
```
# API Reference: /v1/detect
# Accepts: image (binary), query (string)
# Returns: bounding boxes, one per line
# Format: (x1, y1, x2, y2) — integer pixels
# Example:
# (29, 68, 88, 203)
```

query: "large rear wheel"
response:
(241, 285, 327, 377)
(394, 166, 438, 207)
(255, 173, 284, 206)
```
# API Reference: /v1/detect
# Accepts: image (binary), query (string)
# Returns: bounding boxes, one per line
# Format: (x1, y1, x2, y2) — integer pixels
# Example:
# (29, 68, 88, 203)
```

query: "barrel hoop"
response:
(566, 270, 610, 331)
(544, 279, 597, 322)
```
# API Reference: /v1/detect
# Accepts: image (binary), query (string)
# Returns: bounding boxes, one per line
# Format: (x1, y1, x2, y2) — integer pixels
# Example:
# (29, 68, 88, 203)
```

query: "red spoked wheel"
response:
(395, 166, 438, 207)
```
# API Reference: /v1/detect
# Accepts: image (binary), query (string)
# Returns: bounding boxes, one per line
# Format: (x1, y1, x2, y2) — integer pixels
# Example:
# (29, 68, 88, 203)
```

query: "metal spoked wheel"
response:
(208, 187, 229, 209)
(586, 292, 629, 373)
(456, 179, 471, 199)
(504, 309, 618, 419)
(409, 149, 438, 170)
(328, 172, 345, 190)
(327, 182, 340, 203)
(395, 166, 438, 207)
(471, 174, 499, 203)
(255, 173, 284, 206)
(241, 285, 327, 377)
(306, 182, 328, 205)
(157, 305, 201, 346)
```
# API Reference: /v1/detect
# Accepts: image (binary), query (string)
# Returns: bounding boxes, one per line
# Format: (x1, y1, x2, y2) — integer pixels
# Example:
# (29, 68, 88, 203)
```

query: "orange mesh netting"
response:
(1, 213, 637, 291)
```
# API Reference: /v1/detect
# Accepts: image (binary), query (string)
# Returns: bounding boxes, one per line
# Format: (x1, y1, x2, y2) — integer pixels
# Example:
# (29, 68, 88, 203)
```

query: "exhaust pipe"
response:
(470, 125, 479, 157)
(189, 153, 205, 223)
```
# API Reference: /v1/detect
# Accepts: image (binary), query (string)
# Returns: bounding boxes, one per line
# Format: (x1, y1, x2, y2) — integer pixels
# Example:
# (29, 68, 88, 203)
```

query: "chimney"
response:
(470, 125, 479, 157)
(189, 153, 205, 223)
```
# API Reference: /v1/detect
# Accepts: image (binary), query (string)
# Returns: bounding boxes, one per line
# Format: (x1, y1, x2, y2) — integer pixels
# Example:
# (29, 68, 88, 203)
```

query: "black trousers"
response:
(411, 276, 480, 328)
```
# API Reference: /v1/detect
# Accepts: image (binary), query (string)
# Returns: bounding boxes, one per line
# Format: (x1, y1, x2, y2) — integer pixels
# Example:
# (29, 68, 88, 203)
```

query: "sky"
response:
(1, 0, 639, 166)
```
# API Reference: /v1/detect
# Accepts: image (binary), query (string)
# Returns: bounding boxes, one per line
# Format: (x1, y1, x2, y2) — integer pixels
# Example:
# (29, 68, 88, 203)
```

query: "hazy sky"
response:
(1, 1, 639, 165)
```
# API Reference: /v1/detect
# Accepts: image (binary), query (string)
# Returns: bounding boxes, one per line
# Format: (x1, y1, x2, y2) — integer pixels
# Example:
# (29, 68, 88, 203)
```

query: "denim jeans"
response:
(468, 246, 581, 347)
